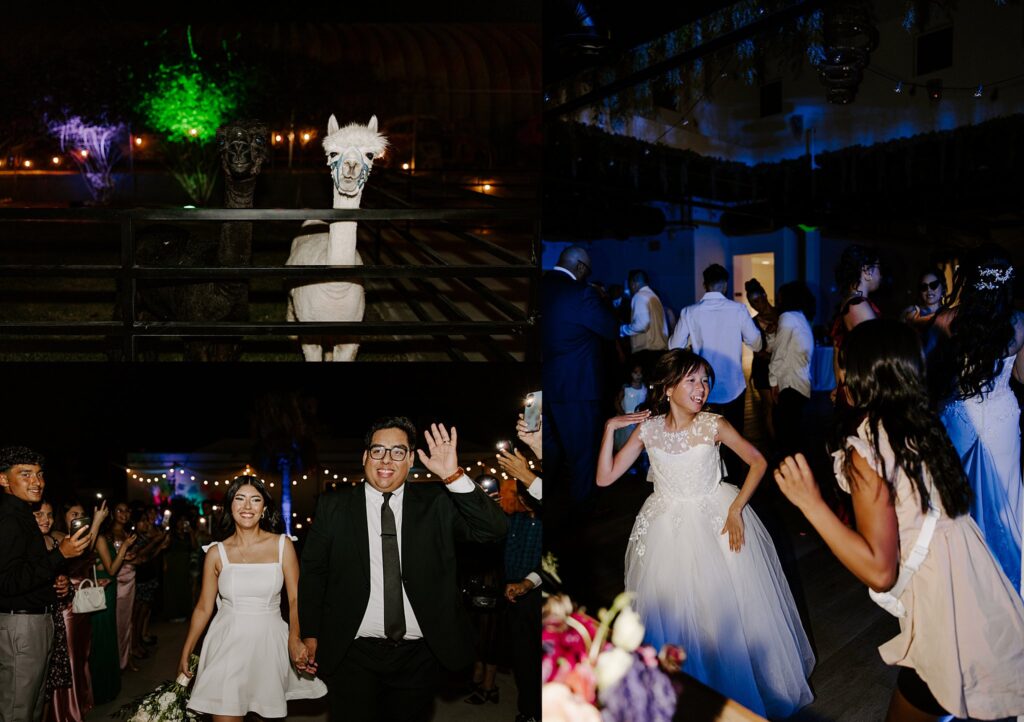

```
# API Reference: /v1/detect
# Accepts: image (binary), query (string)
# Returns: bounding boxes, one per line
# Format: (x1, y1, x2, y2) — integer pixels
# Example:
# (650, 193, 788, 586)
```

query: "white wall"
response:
(543, 199, 804, 316)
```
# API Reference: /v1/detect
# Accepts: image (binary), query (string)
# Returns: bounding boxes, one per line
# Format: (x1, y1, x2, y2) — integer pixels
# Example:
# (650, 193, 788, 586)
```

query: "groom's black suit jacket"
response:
(298, 480, 508, 676)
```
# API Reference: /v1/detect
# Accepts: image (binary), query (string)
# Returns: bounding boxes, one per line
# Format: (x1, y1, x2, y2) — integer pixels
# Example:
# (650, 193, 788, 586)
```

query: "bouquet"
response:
(115, 654, 200, 722)
(542, 591, 686, 722)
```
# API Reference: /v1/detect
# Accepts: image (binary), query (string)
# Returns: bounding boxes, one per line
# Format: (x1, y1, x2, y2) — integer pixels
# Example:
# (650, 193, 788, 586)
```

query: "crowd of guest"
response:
(1, 408, 545, 722)
(460, 412, 544, 722)
(0, 449, 228, 722)
(542, 241, 1024, 720)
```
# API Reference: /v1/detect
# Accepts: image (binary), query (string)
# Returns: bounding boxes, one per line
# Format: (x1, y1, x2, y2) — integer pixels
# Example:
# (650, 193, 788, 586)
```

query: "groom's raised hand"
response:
(416, 423, 460, 479)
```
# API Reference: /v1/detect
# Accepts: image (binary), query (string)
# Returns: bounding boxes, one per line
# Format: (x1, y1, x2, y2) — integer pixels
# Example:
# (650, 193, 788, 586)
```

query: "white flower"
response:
(158, 691, 177, 707)
(594, 647, 634, 691)
(610, 607, 645, 651)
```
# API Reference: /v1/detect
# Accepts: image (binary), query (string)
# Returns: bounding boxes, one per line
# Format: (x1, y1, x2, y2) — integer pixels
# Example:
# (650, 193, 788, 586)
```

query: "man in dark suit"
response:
(542, 246, 619, 506)
(297, 417, 508, 722)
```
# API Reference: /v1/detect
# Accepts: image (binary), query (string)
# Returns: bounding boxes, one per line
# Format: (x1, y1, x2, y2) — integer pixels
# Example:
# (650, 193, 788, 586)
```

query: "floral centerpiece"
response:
(542, 591, 686, 722)
(115, 654, 200, 722)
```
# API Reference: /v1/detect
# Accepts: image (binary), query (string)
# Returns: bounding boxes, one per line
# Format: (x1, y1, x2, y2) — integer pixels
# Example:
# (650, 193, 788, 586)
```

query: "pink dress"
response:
(834, 420, 1024, 718)
(48, 554, 95, 722)
(113, 539, 136, 670)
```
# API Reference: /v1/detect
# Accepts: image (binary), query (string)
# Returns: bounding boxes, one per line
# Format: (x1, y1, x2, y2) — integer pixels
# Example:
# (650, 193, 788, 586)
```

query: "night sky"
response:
(0, 363, 539, 499)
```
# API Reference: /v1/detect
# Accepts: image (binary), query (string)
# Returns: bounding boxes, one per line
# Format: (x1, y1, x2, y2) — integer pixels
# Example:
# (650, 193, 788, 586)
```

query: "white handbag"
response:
(72, 563, 107, 614)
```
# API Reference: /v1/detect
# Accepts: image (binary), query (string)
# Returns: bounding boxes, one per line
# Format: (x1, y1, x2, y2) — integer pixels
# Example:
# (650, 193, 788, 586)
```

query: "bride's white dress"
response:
(940, 357, 1023, 593)
(625, 412, 814, 719)
(187, 535, 327, 717)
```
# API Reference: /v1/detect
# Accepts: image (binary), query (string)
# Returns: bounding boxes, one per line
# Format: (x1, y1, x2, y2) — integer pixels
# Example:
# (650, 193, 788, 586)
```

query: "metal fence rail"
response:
(0, 207, 539, 361)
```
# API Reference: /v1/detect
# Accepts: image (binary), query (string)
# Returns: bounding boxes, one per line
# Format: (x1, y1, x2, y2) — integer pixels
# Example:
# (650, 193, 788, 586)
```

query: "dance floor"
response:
(85, 620, 520, 721)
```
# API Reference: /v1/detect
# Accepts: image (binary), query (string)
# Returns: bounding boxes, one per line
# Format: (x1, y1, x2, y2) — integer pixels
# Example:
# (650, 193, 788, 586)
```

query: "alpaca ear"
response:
(367, 115, 378, 133)
(327, 115, 339, 135)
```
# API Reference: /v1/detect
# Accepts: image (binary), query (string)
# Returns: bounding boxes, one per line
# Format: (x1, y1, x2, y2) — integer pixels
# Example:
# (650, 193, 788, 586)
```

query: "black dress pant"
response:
(772, 388, 809, 460)
(546, 399, 604, 505)
(505, 587, 541, 719)
(324, 638, 440, 722)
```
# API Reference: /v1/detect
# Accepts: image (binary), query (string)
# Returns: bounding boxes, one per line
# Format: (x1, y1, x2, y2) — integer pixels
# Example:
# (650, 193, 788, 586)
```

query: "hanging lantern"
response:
(818, 2, 878, 104)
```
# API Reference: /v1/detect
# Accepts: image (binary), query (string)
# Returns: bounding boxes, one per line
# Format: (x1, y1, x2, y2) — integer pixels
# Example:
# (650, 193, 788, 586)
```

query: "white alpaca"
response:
(286, 114, 387, 361)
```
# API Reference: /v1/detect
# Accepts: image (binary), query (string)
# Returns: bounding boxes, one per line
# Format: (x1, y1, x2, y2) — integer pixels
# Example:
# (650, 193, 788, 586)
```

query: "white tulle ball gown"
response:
(624, 412, 815, 719)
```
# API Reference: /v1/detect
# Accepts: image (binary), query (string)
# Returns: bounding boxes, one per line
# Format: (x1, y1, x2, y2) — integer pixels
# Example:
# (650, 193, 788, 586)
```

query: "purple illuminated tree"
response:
(47, 116, 127, 204)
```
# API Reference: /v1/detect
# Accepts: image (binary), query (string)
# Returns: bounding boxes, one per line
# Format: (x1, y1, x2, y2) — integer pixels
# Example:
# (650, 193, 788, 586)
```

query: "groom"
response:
(296, 416, 508, 721)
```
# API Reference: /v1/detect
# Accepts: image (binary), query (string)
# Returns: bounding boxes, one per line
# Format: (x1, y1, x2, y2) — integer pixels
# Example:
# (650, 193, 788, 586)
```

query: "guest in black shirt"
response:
(0, 447, 90, 722)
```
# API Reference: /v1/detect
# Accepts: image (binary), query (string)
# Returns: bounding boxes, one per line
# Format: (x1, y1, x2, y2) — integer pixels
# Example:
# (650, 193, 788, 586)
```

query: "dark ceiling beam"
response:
(544, 0, 829, 120)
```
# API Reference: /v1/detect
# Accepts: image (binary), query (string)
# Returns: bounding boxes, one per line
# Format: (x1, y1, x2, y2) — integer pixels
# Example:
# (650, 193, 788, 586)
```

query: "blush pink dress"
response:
(834, 420, 1024, 718)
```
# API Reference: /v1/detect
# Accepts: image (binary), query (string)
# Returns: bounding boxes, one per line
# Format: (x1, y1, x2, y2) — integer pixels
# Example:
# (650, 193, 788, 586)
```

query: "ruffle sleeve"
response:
(831, 421, 888, 494)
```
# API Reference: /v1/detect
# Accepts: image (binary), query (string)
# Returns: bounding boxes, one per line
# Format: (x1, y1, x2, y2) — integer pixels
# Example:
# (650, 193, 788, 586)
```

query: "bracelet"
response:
(443, 467, 466, 485)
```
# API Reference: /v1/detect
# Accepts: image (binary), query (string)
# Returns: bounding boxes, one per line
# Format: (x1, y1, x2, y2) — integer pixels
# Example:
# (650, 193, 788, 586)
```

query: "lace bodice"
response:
(640, 412, 723, 499)
(946, 356, 1019, 433)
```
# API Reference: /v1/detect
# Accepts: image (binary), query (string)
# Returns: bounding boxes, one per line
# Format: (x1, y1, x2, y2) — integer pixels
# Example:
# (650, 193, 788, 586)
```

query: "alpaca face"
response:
(216, 120, 269, 180)
(322, 114, 388, 197)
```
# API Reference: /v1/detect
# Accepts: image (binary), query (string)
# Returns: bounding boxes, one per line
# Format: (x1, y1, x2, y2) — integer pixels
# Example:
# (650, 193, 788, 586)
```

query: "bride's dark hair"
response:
(650, 349, 715, 415)
(946, 243, 1017, 400)
(839, 319, 970, 516)
(217, 475, 283, 539)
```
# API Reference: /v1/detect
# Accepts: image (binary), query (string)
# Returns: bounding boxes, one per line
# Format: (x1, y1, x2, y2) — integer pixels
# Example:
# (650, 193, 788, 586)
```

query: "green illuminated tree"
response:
(137, 27, 248, 204)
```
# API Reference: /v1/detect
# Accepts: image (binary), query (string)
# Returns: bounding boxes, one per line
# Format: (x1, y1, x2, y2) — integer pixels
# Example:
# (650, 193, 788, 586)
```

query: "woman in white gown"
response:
(178, 476, 327, 719)
(931, 244, 1024, 593)
(598, 349, 815, 719)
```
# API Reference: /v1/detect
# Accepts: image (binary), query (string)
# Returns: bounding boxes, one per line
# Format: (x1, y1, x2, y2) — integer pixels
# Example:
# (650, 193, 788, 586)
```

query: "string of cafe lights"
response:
(123, 451, 537, 491)
(867, 65, 1024, 102)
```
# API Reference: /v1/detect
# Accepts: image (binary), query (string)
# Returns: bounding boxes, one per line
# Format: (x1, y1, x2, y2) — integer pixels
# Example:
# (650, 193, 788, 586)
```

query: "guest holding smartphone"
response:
(0, 447, 91, 722)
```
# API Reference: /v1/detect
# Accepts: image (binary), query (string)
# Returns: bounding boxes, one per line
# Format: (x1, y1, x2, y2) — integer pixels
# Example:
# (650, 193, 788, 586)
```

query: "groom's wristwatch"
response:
(443, 467, 466, 484)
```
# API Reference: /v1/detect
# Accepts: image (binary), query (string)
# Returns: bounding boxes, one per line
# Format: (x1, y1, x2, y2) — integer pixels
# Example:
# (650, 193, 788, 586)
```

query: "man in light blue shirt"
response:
(669, 264, 762, 480)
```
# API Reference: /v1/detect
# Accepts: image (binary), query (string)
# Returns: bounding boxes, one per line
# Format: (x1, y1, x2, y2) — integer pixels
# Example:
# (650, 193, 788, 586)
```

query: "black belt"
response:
(1, 606, 55, 615)
(358, 636, 422, 648)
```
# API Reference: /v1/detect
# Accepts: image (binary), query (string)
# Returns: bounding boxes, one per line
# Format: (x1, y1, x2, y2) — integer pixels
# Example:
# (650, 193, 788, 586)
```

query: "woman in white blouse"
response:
(769, 281, 816, 458)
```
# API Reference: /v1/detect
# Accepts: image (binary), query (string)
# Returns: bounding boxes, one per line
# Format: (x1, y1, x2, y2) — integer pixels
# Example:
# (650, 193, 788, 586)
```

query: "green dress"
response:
(88, 556, 121, 704)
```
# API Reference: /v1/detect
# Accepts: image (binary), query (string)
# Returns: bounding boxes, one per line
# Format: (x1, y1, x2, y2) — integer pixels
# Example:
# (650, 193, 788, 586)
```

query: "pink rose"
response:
(658, 644, 687, 674)
(637, 645, 659, 668)
(564, 660, 597, 703)
(542, 683, 602, 722)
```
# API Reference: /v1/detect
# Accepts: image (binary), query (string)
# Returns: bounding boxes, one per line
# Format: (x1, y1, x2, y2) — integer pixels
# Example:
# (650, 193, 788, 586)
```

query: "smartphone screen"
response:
(524, 390, 542, 431)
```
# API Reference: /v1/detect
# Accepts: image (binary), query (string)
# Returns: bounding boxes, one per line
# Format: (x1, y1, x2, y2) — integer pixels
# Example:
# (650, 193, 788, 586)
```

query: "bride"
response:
(932, 243, 1024, 593)
(597, 349, 814, 719)
(178, 476, 326, 719)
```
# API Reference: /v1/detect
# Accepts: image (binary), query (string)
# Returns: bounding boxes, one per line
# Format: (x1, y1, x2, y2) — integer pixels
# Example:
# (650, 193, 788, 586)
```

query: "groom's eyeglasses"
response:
(919, 280, 942, 292)
(368, 445, 409, 461)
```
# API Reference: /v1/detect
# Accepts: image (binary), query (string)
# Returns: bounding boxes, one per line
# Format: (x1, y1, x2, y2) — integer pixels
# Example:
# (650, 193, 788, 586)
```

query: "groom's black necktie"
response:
(381, 492, 406, 642)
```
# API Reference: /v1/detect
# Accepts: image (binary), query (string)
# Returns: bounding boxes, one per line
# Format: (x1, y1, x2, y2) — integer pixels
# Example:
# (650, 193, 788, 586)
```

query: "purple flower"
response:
(598, 653, 677, 722)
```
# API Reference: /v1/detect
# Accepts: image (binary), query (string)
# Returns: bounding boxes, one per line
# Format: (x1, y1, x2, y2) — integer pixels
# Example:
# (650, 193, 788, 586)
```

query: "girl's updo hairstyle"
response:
(834, 244, 880, 294)
(649, 349, 716, 416)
